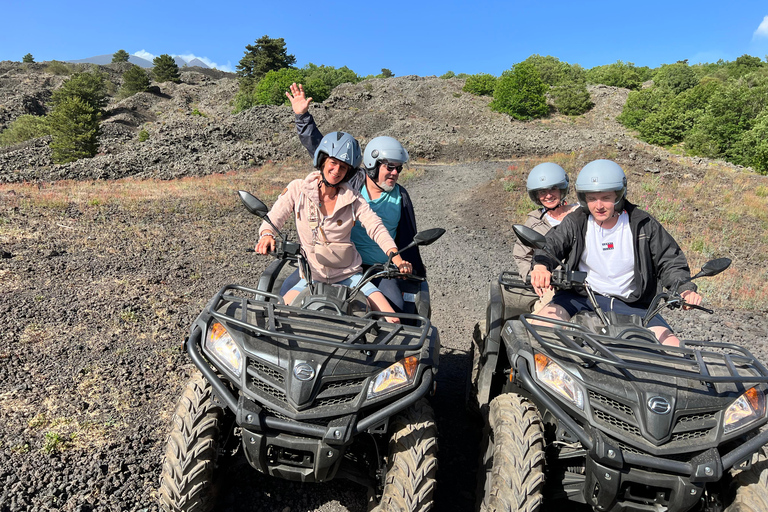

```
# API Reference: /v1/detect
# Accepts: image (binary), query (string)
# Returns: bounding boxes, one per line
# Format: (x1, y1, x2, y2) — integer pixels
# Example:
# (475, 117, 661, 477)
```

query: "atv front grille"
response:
(248, 375, 288, 405)
(589, 390, 635, 418)
(671, 428, 711, 442)
(249, 360, 284, 383)
(677, 411, 717, 423)
(594, 409, 642, 436)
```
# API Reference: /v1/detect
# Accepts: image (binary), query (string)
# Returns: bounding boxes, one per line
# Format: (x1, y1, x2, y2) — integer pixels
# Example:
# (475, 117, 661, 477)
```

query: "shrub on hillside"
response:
(617, 87, 673, 129)
(153, 54, 181, 83)
(23, 53, 34, 63)
(48, 97, 100, 163)
(550, 81, 593, 115)
(440, 71, 456, 79)
(45, 60, 74, 76)
(490, 62, 548, 120)
(586, 60, 651, 90)
(735, 111, 768, 175)
(523, 54, 576, 86)
(685, 74, 768, 162)
(0, 115, 50, 146)
(254, 68, 306, 106)
(120, 65, 151, 97)
(653, 63, 698, 95)
(303, 63, 358, 92)
(463, 73, 497, 96)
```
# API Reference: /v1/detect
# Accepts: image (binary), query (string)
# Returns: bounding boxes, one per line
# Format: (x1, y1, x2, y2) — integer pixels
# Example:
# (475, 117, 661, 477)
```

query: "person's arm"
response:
(648, 219, 697, 293)
(355, 196, 413, 273)
(286, 83, 323, 158)
(255, 184, 297, 254)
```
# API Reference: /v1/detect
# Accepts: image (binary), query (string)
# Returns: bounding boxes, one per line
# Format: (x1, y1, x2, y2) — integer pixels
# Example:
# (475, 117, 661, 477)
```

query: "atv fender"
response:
(475, 279, 506, 409)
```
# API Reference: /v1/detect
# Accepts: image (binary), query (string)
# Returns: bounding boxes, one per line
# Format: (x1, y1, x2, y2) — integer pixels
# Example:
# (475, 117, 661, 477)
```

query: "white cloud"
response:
(133, 49, 156, 61)
(177, 53, 234, 72)
(132, 50, 233, 72)
(753, 15, 768, 39)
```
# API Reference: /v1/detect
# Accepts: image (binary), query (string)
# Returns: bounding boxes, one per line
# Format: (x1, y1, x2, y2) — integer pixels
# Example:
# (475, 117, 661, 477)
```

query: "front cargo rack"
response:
(520, 313, 768, 384)
(207, 284, 432, 352)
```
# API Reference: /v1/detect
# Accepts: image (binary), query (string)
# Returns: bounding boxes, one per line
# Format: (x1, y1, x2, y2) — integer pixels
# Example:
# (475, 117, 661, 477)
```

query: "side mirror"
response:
(692, 257, 731, 279)
(512, 224, 547, 250)
(238, 190, 269, 218)
(413, 228, 446, 247)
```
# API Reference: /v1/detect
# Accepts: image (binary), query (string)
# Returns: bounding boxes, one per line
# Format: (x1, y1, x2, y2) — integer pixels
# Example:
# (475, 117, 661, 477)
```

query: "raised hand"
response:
(285, 83, 313, 115)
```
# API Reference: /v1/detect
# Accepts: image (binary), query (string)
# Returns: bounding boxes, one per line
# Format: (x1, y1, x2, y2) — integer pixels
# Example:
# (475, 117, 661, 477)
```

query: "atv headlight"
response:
(724, 387, 766, 434)
(367, 356, 418, 399)
(205, 322, 243, 378)
(534, 353, 584, 410)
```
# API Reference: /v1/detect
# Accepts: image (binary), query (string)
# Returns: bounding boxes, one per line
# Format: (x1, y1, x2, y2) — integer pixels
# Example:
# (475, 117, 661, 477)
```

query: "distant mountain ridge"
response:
(67, 54, 209, 69)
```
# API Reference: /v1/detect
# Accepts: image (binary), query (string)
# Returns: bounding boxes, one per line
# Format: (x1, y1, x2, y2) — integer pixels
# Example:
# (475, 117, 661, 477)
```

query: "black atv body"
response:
(470, 270, 768, 512)
(159, 192, 443, 512)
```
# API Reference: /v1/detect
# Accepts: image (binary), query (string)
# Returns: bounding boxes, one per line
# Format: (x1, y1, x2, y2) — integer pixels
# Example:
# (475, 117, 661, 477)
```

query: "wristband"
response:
(259, 232, 275, 240)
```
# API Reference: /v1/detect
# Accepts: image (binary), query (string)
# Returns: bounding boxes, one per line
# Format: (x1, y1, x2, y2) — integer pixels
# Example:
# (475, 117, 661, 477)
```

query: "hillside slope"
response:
(0, 62, 718, 182)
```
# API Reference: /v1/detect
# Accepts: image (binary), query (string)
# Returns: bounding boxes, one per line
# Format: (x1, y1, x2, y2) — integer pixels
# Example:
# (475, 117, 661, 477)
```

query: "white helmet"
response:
(363, 136, 409, 179)
(575, 159, 627, 210)
(526, 162, 569, 206)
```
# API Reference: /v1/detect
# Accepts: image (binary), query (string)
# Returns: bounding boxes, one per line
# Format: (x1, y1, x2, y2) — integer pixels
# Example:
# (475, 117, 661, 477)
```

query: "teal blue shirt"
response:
(351, 185, 402, 265)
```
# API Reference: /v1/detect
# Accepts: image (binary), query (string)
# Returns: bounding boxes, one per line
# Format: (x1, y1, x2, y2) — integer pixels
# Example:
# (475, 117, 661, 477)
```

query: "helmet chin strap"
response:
(538, 199, 567, 219)
(319, 170, 341, 189)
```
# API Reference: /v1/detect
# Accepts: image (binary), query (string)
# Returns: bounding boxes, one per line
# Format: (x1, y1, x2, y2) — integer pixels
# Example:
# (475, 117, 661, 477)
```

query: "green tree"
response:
(491, 62, 549, 120)
(112, 49, 130, 63)
(586, 60, 650, 90)
(48, 96, 100, 163)
(618, 87, 674, 129)
(685, 74, 768, 162)
(0, 115, 50, 146)
(735, 110, 768, 175)
(302, 63, 359, 94)
(237, 35, 296, 86)
(152, 54, 181, 83)
(51, 71, 109, 113)
(653, 63, 698, 95)
(523, 54, 573, 86)
(254, 68, 306, 105)
(462, 73, 497, 96)
(119, 65, 151, 97)
(551, 81, 593, 115)
(440, 71, 456, 79)
(380, 68, 394, 78)
(23, 53, 34, 63)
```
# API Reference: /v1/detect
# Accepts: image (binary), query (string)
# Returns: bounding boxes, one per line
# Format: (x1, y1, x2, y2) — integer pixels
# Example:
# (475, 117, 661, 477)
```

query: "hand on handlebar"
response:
(255, 232, 276, 254)
(680, 290, 702, 310)
(530, 264, 552, 297)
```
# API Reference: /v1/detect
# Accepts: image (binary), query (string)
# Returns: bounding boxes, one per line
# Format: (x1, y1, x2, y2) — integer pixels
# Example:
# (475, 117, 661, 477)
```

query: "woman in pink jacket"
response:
(255, 131, 412, 322)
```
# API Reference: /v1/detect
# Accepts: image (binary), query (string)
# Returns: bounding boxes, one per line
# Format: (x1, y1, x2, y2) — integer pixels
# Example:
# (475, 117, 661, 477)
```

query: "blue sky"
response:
(3, 1, 768, 76)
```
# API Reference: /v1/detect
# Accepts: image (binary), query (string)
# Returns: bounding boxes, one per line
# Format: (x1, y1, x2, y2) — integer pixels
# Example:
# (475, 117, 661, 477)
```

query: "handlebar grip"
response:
(685, 302, 714, 314)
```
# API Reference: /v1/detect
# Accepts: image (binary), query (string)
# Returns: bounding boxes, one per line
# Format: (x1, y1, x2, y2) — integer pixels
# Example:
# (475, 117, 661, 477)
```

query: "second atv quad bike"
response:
(468, 224, 768, 512)
(159, 191, 444, 512)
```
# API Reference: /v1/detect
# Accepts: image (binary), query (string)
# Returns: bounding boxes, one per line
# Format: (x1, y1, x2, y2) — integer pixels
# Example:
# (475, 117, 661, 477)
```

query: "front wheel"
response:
(477, 393, 545, 512)
(724, 446, 768, 511)
(372, 398, 439, 512)
(158, 370, 226, 512)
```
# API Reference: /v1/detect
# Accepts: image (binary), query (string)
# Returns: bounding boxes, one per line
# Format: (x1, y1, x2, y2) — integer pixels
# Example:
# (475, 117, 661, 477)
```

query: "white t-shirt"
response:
(579, 212, 636, 298)
(544, 211, 562, 227)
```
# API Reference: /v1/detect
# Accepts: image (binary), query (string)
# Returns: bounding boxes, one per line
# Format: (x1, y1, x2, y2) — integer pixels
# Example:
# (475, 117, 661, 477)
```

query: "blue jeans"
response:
(551, 291, 671, 330)
(288, 274, 380, 297)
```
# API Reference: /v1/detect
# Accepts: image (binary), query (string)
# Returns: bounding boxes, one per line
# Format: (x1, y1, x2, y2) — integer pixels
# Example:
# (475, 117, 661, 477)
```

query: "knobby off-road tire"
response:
(478, 393, 545, 512)
(158, 370, 225, 512)
(725, 446, 768, 511)
(372, 398, 439, 512)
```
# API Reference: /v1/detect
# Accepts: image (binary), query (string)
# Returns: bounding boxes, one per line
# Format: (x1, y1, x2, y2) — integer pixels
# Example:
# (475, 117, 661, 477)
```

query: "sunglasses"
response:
(382, 162, 404, 173)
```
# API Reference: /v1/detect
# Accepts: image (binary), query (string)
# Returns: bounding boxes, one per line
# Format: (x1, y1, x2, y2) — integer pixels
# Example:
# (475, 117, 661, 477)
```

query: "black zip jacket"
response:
(294, 112, 426, 277)
(531, 201, 696, 307)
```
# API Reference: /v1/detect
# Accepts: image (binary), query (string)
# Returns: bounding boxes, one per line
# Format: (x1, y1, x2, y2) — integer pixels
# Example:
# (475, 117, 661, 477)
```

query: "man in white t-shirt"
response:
(529, 159, 702, 346)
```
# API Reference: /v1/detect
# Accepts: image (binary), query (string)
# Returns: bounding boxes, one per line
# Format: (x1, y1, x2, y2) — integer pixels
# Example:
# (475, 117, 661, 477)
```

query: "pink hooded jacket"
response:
(259, 171, 396, 283)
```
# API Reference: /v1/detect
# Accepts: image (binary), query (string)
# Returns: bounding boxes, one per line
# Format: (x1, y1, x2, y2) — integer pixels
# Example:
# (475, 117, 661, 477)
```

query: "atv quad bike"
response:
(468, 225, 768, 512)
(159, 191, 444, 512)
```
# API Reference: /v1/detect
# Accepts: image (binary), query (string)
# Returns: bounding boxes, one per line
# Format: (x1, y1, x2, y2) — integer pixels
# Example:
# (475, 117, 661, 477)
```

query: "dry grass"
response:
(498, 152, 768, 311)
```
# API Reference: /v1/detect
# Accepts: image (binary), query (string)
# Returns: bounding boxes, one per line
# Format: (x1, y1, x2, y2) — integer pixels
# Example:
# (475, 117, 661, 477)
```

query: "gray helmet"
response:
(363, 136, 409, 179)
(575, 159, 627, 210)
(313, 131, 362, 172)
(526, 162, 569, 206)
